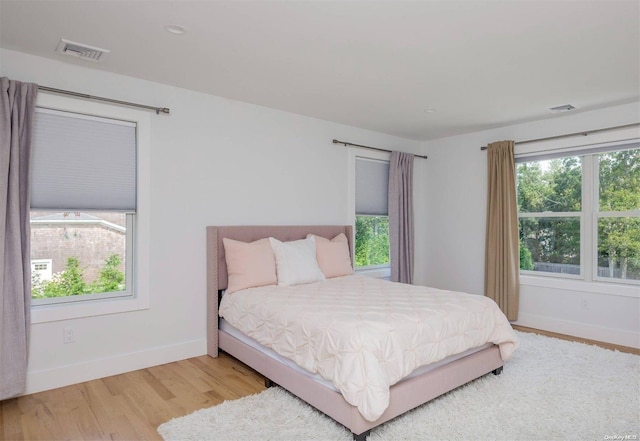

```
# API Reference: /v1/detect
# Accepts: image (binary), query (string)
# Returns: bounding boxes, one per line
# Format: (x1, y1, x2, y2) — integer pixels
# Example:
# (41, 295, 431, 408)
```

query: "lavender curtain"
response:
(484, 140, 519, 320)
(388, 151, 414, 284)
(0, 77, 38, 399)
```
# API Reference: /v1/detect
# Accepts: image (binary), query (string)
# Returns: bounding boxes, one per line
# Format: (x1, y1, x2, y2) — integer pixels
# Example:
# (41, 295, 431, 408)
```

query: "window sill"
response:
(31, 294, 149, 324)
(520, 274, 639, 299)
(355, 266, 391, 280)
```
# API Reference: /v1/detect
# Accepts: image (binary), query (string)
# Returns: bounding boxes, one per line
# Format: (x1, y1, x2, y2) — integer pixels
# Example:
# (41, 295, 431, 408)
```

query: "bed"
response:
(206, 225, 518, 440)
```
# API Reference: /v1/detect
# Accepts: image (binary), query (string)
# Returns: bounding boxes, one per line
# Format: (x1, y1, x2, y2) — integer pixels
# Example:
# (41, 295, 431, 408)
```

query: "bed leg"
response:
(492, 366, 504, 375)
(265, 378, 278, 388)
(352, 430, 370, 441)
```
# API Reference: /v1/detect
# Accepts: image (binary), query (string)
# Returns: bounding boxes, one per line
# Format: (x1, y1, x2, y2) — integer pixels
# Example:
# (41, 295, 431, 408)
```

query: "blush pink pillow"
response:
(223, 238, 277, 293)
(308, 233, 354, 278)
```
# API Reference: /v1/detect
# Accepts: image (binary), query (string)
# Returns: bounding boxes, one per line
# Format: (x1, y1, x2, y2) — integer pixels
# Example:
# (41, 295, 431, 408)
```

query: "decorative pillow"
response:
(223, 238, 277, 293)
(308, 233, 354, 278)
(269, 236, 326, 286)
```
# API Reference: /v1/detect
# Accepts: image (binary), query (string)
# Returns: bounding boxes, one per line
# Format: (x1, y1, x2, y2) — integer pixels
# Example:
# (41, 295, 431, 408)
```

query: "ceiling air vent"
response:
(548, 104, 576, 114)
(56, 39, 110, 62)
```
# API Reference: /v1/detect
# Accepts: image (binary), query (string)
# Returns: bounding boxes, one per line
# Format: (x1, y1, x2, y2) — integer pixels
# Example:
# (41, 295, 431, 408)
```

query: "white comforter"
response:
(219, 275, 519, 422)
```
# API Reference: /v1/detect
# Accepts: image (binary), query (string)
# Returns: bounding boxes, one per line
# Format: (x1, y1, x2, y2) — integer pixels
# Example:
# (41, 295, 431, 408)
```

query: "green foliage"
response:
(549, 157, 582, 212)
(355, 216, 390, 267)
(32, 254, 125, 299)
(519, 216, 581, 267)
(91, 254, 125, 292)
(517, 157, 581, 213)
(59, 257, 88, 294)
(519, 240, 534, 270)
(599, 149, 640, 211)
(516, 162, 546, 213)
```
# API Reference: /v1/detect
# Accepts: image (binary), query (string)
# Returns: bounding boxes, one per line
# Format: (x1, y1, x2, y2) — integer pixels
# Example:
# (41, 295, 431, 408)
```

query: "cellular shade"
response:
(356, 157, 389, 215)
(31, 108, 136, 211)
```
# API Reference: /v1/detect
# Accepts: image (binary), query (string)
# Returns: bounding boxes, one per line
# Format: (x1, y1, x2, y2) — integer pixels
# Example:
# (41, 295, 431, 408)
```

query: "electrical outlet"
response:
(63, 326, 76, 344)
(581, 299, 589, 311)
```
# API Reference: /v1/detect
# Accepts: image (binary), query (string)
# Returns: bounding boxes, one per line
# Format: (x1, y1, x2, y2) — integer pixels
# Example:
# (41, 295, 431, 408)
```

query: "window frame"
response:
(348, 148, 391, 278)
(591, 151, 640, 284)
(30, 93, 150, 324)
(31, 258, 53, 281)
(517, 140, 640, 291)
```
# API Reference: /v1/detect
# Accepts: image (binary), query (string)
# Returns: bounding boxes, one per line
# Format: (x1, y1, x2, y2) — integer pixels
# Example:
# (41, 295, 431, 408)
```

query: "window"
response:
(355, 156, 390, 274)
(31, 259, 52, 281)
(30, 108, 136, 304)
(517, 144, 639, 284)
(28, 92, 150, 323)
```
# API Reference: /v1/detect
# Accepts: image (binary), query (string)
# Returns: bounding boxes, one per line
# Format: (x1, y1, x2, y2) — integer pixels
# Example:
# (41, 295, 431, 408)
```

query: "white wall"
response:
(421, 102, 640, 348)
(4, 45, 635, 396)
(1, 48, 425, 394)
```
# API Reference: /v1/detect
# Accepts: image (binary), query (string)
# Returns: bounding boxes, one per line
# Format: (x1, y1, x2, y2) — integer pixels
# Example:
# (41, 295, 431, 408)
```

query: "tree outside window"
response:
(355, 216, 389, 268)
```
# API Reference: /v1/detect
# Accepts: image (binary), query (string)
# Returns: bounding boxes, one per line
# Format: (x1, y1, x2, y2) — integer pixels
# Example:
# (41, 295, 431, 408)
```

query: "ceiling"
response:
(1, 0, 638, 141)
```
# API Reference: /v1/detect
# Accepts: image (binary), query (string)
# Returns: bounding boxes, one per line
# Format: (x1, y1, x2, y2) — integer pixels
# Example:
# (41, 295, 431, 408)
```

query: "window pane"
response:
(30, 211, 127, 299)
(517, 156, 582, 213)
(519, 217, 580, 274)
(598, 149, 640, 211)
(355, 216, 389, 267)
(597, 217, 640, 281)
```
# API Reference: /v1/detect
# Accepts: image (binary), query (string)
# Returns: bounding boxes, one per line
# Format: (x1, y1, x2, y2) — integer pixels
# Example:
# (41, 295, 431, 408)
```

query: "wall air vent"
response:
(548, 104, 577, 114)
(55, 39, 110, 62)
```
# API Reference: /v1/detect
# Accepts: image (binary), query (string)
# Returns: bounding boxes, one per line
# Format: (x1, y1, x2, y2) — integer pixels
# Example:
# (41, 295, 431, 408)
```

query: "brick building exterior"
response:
(30, 212, 126, 284)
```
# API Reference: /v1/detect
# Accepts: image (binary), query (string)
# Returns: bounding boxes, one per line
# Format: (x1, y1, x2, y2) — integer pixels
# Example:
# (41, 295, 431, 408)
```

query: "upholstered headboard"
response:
(205, 225, 354, 356)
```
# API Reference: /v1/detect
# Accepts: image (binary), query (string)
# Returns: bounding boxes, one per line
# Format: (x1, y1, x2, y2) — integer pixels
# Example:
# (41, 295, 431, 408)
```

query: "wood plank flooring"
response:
(1, 328, 637, 440)
(512, 325, 639, 355)
(0, 354, 265, 441)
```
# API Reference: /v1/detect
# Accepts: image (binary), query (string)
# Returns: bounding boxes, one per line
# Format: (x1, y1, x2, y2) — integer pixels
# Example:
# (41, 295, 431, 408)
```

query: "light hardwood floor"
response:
(1, 328, 637, 440)
(511, 325, 639, 355)
(0, 354, 265, 441)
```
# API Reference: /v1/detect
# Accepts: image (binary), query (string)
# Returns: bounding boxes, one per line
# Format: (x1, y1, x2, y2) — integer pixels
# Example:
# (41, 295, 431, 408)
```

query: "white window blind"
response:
(31, 108, 137, 211)
(356, 157, 389, 215)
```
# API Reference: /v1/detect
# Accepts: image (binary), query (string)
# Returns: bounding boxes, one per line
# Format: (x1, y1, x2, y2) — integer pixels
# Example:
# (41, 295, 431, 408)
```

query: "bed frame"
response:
(206, 225, 504, 440)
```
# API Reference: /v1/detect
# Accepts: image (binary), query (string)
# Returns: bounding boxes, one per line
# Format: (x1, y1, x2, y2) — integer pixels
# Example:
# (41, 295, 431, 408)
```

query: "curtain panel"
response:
(0, 77, 38, 399)
(389, 151, 414, 284)
(484, 140, 519, 320)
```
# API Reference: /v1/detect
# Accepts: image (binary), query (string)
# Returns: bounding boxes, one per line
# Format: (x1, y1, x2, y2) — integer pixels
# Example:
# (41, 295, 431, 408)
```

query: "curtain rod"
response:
(332, 139, 428, 159)
(479, 122, 639, 150)
(38, 86, 170, 115)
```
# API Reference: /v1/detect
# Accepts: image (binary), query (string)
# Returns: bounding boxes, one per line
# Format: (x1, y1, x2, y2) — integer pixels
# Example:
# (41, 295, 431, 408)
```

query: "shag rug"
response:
(158, 332, 639, 441)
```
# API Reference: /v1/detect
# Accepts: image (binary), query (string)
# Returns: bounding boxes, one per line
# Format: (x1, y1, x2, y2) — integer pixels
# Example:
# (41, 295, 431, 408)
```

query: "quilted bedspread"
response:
(219, 275, 519, 422)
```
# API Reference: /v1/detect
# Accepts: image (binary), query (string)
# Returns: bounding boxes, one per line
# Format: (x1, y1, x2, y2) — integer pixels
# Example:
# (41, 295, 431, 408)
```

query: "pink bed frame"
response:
(206, 225, 504, 440)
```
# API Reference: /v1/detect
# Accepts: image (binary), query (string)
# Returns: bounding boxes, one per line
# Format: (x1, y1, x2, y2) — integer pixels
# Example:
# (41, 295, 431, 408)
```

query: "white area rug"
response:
(158, 332, 639, 441)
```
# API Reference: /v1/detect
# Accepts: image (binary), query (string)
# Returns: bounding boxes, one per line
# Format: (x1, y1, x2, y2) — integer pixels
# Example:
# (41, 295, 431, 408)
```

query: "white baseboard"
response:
(514, 313, 640, 349)
(25, 338, 206, 395)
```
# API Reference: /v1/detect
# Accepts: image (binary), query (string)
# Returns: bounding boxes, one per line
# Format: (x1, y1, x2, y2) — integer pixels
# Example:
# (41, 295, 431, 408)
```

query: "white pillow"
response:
(269, 236, 326, 286)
